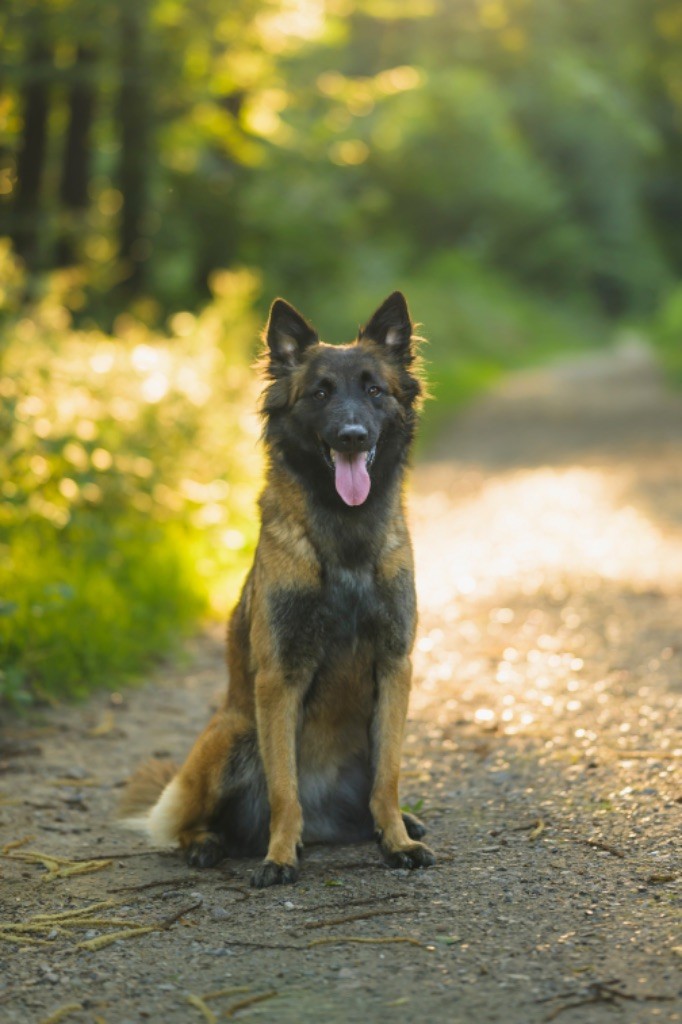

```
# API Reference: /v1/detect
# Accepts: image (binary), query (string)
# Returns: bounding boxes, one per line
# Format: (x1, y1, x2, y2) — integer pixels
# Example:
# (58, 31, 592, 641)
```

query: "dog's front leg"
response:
(370, 656, 435, 870)
(251, 668, 303, 888)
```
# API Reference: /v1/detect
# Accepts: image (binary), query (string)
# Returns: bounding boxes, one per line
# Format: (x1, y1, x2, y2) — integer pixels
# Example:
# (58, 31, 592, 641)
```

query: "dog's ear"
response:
(359, 291, 413, 362)
(265, 298, 318, 369)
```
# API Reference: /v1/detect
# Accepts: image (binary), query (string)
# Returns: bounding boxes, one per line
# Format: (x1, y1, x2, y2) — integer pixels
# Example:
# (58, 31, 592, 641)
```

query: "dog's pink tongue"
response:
(333, 451, 371, 506)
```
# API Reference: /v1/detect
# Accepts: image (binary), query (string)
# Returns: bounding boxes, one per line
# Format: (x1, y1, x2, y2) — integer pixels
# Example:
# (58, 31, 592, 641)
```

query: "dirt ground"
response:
(1, 339, 680, 1024)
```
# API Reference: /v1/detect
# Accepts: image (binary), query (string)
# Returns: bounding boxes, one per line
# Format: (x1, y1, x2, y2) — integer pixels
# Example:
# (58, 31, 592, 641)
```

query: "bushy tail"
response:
(118, 758, 178, 822)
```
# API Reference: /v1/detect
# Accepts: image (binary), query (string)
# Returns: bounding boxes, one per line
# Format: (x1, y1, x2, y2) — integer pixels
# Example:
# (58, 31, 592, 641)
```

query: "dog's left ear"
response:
(265, 298, 318, 369)
(359, 291, 413, 362)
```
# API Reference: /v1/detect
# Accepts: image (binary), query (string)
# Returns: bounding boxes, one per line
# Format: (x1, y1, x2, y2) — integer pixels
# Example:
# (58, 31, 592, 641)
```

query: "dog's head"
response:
(260, 292, 424, 508)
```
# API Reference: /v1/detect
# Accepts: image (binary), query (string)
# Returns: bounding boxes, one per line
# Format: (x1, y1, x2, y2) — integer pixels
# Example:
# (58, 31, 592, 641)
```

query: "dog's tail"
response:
(118, 759, 181, 845)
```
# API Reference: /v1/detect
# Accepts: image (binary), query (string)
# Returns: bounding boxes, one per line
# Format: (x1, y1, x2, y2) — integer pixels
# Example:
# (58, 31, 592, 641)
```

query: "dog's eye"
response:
(367, 385, 382, 398)
(313, 388, 328, 402)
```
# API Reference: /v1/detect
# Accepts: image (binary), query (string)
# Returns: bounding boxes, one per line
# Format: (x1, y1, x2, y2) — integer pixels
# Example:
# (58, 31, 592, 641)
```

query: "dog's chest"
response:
(268, 564, 387, 670)
(267, 550, 415, 677)
(323, 565, 377, 643)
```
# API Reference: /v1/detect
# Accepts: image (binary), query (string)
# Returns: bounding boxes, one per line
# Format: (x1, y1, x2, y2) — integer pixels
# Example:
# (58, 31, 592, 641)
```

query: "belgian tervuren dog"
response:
(120, 291, 435, 887)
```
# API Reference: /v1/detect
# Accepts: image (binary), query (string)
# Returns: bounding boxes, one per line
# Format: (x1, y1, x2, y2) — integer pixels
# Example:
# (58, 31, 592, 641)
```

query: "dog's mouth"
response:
(321, 443, 376, 507)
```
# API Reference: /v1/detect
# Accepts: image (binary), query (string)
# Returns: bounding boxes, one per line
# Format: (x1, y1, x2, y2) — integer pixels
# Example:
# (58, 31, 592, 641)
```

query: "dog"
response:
(120, 291, 435, 887)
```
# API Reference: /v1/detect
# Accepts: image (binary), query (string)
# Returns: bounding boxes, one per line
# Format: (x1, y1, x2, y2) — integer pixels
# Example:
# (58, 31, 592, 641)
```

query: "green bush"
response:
(0, 248, 262, 704)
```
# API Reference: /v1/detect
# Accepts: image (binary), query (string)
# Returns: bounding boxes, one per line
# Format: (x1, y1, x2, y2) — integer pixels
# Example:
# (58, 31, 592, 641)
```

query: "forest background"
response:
(1, 0, 681, 704)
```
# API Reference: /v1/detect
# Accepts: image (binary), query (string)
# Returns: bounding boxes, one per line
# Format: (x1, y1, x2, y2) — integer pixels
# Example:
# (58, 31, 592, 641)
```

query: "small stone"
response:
(210, 906, 230, 920)
(283, 901, 295, 910)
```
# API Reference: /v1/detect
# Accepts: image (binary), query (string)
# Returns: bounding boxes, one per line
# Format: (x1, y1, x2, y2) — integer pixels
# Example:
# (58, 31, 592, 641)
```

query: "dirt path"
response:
(1, 340, 681, 1024)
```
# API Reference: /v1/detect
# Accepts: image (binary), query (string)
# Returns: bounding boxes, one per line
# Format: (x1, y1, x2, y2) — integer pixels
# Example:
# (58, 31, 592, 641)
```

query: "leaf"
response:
(401, 799, 424, 814)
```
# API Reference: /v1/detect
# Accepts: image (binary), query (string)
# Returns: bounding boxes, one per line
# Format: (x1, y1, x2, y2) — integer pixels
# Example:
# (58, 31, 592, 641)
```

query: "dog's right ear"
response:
(265, 299, 318, 369)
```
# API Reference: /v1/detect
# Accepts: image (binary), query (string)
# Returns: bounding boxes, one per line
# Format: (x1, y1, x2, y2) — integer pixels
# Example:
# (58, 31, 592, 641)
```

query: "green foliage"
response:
(2, 0, 681, 318)
(0, 249, 262, 704)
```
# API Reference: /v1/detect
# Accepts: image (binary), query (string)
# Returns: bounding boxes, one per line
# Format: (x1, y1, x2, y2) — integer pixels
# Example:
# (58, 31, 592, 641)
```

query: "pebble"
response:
(210, 906, 230, 920)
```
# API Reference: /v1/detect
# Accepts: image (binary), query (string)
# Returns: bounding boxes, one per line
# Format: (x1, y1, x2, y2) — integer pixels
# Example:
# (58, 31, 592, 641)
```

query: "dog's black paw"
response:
(382, 841, 436, 870)
(402, 812, 427, 840)
(185, 833, 226, 869)
(251, 859, 299, 888)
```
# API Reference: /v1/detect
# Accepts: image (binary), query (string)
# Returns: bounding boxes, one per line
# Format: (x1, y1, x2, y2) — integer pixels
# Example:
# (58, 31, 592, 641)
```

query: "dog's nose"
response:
(337, 423, 368, 448)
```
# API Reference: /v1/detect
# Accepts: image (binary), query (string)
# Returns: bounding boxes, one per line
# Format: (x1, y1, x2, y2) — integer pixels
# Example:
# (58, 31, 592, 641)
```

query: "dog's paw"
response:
(251, 859, 299, 888)
(184, 833, 226, 869)
(402, 811, 427, 840)
(381, 841, 435, 871)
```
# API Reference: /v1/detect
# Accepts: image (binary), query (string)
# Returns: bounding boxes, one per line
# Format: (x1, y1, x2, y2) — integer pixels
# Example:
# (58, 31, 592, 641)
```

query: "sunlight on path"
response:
(407, 462, 682, 742)
(411, 465, 682, 613)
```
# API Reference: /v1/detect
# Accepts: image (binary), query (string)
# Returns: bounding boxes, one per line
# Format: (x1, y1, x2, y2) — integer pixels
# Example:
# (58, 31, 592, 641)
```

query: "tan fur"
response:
(369, 656, 414, 853)
(168, 709, 254, 851)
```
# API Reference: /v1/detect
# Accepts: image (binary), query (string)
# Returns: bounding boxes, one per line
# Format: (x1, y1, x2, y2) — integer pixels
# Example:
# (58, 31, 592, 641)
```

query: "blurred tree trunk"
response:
(12, 20, 51, 268)
(117, 2, 149, 291)
(55, 44, 97, 267)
